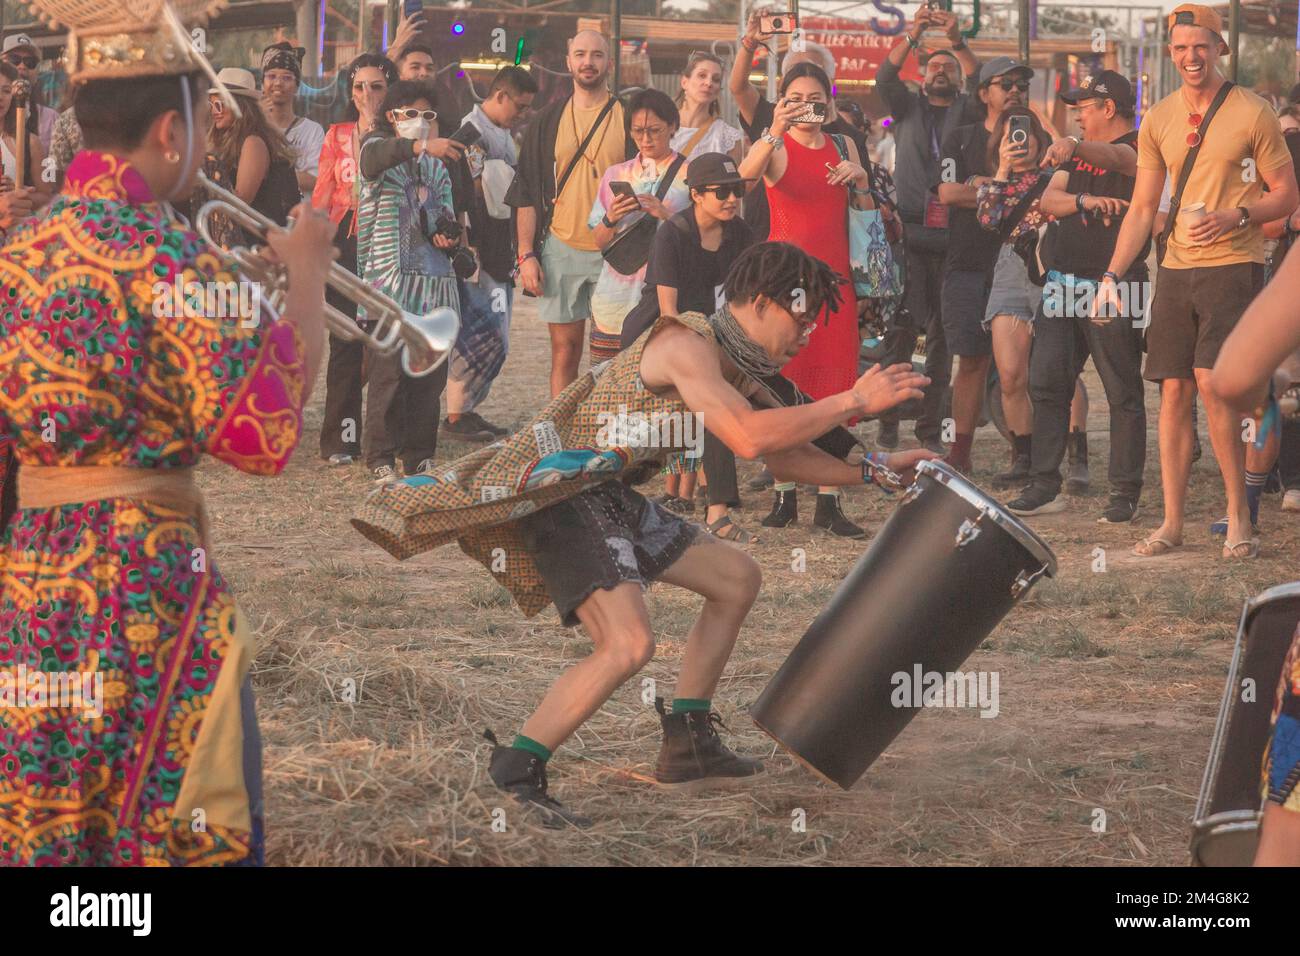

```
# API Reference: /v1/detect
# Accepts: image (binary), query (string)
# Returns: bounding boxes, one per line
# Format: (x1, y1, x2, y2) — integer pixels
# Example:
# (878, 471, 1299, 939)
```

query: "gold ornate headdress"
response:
(27, 0, 243, 115)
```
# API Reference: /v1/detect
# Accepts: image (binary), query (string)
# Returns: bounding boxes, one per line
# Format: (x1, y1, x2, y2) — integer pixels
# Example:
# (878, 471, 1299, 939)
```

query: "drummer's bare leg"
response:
(1254, 804, 1300, 866)
(518, 583, 655, 750)
(656, 538, 762, 700)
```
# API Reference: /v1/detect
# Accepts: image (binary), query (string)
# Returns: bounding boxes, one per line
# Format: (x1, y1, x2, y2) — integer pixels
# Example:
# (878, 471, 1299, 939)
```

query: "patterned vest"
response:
(353, 311, 736, 616)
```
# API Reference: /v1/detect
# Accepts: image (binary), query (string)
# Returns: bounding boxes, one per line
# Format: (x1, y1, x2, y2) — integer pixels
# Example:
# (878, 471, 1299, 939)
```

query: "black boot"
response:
(1066, 429, 1090, 495)
(653, 699, 764, 785)
(761, 488, 798, 527)
(813, 492, 866, 538)
(484, 730, 592, 829)
(994, 433, 1032, 488)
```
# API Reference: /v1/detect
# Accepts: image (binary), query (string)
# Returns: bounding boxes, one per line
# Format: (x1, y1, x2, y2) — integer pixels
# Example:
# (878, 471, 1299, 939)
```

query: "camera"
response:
(434, 213, 463, 241)
(450, 246, 477, 280)
(760, 12, 798, 34)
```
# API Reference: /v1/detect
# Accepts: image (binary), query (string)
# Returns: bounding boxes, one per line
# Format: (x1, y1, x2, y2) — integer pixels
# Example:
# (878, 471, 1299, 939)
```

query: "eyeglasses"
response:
(1186, 109, 1205, 147)
(698, 184, 744, 200)
(390, 108, 437, 121)
(4, 54, 37, 69)
(994, 78, 1030, 93)
(631, 125, 668, 139)
(208, 97, 226, 115)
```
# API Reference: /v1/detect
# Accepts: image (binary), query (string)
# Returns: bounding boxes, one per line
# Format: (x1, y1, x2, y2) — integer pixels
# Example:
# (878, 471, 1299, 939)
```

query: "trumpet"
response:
(193, 172, 458, 377)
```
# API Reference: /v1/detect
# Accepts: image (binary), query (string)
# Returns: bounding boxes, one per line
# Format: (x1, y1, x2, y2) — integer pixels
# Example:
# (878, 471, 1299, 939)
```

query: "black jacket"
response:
(504, 92, 635, 252)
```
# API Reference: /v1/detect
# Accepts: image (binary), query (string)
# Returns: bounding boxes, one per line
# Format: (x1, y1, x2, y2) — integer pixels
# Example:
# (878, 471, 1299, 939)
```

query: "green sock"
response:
(672, 698, 711, 714)
(511, 734, 552, 761)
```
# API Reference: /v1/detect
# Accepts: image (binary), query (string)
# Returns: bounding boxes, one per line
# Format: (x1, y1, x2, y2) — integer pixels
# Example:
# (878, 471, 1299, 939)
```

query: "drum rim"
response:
(914, 459, 1058, 577)
(1244, 581, 1300, 622)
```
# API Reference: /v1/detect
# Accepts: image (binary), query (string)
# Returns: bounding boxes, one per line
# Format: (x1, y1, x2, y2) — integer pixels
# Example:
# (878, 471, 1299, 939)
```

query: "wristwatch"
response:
(760, 128, 784, 149)
(1236, 206, 1251, 230)
(601, 214, 617, 228)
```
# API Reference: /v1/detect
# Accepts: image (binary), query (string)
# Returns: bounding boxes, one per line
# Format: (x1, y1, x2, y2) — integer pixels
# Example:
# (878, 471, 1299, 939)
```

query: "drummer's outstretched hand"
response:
(886, 447, 941, 486)
(850, 363, 930, 417)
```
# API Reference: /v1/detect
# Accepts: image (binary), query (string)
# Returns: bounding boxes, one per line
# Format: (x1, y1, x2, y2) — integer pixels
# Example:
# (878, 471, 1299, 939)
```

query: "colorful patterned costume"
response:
(1264, 624, 1300, 815)
(0, 151, 307, 866)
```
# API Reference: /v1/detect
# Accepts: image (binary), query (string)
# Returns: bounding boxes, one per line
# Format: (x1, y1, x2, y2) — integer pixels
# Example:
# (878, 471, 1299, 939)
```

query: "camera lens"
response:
(773, 17, 783, 28)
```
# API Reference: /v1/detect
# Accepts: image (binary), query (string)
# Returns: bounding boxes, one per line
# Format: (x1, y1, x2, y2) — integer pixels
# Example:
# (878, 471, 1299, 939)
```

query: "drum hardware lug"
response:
(898, 482, 922, 506)
(1011, 564, 1049, 599)
(954, 514, 983, 548)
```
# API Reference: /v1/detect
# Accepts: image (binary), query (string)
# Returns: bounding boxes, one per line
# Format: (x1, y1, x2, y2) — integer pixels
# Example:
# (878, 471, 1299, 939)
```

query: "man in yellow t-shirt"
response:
(1095, 4, 1298, 560)
(507, 30, 632, 397)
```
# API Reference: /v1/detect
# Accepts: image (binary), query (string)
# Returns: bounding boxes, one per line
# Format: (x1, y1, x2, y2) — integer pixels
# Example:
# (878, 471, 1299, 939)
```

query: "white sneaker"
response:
(1283, 489, 1300, 512)
(372, 464, 399, 485)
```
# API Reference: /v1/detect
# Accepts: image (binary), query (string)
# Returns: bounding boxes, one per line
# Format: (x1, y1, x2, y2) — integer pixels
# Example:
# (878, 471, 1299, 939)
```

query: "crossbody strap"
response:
(680, 116, 716, 157)
(552, 95, 617, 210)
(1160, 81, 1234, 254)
(998, 173, 1052, 242)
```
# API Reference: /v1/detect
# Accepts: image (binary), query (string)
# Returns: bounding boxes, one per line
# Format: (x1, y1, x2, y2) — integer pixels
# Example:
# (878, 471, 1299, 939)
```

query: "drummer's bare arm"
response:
(766, 444, 939, 487)
(641, 326, 928, 460)
(1211, 239, 1300, 413)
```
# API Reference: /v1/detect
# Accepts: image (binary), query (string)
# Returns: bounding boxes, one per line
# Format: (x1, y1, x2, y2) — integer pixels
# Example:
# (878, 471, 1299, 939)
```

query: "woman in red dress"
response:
(739, 62, 874, 537)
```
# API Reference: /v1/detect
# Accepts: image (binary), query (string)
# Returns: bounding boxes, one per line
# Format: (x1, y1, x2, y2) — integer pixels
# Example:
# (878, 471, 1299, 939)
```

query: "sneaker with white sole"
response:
(1097, 496, 1140, 524)
(327, 453, 354, 466)
(1284, 489, 1300, 512)
(1007, 485, 1066, 516)
(372, 464, 399, 485)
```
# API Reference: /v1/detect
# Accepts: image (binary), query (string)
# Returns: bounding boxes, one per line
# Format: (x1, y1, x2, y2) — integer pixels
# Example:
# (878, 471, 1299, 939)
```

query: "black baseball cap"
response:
(685, 152, 750, 188)
(1061, 70, 1134, 109)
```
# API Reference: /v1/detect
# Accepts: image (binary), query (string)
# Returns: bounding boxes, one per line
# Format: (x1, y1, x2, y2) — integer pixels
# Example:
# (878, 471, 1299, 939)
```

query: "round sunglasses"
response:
(390, 108, 437, 122)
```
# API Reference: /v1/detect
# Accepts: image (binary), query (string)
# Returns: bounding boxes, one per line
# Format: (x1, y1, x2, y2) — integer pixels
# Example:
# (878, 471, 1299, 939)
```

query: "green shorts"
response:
(539, 234, 605, 325)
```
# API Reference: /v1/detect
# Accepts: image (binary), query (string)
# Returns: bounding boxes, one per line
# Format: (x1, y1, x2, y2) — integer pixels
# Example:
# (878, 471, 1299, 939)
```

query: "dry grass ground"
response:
(204, 297, 1298, 866)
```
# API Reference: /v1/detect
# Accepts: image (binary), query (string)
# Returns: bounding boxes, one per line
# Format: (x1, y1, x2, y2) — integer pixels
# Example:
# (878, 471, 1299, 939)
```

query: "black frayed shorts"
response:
(518, 480, 700, 627)
(1144, 262, 1264, 382)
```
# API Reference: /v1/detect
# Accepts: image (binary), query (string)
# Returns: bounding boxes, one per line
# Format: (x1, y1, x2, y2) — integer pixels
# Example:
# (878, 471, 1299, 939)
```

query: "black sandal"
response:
(706, 514, 759, 543)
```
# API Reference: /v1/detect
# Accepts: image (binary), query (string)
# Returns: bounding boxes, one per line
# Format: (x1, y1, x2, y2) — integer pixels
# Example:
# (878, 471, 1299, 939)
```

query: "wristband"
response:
(906, 34, 920, 50)
(1075, 192, 1089, 215)
(1102, 270, 1119, 283)
(601, 214, 616, 228)
(517, 251, 539, 266)
(742, 36, 758, 52)
(861, 452, 905, 494)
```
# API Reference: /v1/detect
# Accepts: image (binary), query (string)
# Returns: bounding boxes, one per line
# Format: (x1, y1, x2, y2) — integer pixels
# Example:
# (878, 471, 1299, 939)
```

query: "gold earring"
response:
(164, 149, 181, 163)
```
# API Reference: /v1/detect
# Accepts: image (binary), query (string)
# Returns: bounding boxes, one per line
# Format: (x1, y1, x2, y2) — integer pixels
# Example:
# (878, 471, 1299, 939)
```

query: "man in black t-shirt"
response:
(1007, 71, 1148, 522)
(935, 56, 1031, 473)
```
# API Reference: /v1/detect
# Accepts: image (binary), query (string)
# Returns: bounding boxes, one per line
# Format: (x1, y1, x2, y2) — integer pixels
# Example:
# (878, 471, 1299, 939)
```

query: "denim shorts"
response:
(518, 480, 700, 627)
(984, 243, 1039, 329)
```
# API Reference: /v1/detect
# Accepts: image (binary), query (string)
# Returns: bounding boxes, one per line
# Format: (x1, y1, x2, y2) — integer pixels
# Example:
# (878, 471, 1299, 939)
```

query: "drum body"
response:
(1191, 583, 1300, 866)
(751, 460, 1056, 790)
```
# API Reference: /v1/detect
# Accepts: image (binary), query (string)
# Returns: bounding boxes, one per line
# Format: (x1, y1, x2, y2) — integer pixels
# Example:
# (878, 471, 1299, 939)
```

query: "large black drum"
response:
(751, 459, 1057, 789)
(1191, 583, 1300, 866)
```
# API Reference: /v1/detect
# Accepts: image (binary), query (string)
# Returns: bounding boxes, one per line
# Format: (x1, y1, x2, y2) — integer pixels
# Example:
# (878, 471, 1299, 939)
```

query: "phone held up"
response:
(403, 0, 424, 20)
(1007, 114, 1032, 154)
(760, 11, 799, 34)
(789, 100, 827, 125)
(609, 180, 638, 203)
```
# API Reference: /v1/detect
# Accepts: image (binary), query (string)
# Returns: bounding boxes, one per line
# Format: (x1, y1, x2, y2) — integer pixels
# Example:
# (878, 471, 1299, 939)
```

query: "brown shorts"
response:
(1143, 262, 1264, 382)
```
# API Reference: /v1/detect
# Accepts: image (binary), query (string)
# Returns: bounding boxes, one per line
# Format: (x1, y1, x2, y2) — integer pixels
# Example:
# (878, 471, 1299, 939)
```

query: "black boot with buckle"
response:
(484, 730, 592, 829)
(653, 698, 764, 785)
(761, 487, 798, 527)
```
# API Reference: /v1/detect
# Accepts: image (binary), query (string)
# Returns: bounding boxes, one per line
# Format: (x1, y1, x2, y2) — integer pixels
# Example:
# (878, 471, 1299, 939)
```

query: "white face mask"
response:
(395, 117, 431, 141)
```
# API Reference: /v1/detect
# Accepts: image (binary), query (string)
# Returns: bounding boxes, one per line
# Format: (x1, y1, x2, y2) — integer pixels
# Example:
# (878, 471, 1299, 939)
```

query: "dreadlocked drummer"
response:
(354, 242, 933, 827)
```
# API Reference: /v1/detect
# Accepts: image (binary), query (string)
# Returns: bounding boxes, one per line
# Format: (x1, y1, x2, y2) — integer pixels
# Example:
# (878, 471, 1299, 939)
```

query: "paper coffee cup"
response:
(1177, 201, 1208, 245)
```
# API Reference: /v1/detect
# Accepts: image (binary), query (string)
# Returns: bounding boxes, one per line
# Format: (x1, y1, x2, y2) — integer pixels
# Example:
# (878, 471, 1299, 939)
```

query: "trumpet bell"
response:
(399, 306, 460, 378)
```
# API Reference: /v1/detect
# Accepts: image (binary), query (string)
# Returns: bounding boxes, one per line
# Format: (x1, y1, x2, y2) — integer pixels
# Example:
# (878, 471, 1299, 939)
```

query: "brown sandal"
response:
(706, 514, 759, 544)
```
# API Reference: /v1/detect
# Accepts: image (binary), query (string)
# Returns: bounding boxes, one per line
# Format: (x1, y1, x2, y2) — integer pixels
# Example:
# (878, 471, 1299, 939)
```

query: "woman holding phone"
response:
(976, 107, 1056, 490)
(738, 61, 873, 537)
(587, 88, 691, 362)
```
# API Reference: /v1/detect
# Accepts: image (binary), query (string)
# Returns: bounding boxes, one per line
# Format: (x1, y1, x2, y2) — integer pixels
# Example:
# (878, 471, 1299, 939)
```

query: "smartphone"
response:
(791, 101, 827, 125)
(449, 121, 482, 147)
(1008, 114, 1032, 152)
(760, 12, 799, 34)
(609, 180, 638, 202)
(403, 0, 424, 19)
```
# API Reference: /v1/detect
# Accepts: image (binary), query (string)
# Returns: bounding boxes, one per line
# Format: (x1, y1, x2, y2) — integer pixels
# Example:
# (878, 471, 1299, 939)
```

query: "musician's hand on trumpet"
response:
(849, 362, 931, 418)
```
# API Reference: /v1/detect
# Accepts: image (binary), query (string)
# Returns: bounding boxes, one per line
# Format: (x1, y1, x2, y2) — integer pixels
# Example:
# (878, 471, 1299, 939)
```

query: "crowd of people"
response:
(1, 0, 1298, 863)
